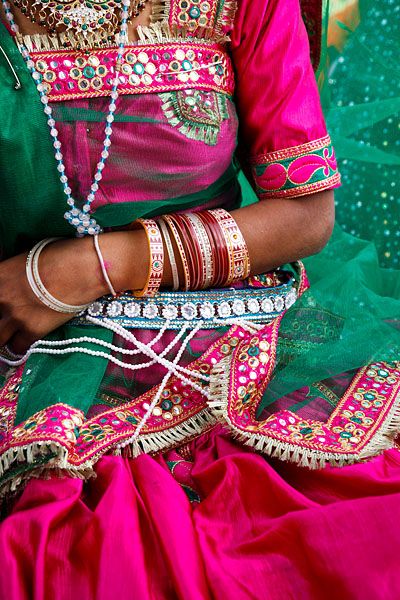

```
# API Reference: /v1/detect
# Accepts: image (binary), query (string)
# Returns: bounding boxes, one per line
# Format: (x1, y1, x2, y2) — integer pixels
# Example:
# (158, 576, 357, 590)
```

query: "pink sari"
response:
(2, 427, 400, 599)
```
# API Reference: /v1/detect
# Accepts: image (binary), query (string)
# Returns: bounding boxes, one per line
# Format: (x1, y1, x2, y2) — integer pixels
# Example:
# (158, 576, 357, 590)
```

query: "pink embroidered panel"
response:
(30, 43, 235, 102)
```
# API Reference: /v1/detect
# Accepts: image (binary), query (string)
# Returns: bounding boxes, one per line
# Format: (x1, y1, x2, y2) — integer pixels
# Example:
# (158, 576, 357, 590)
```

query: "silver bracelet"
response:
(159, 218, 180, 291)
(26, 238, 92, 314)
(93, 234, 117, 296)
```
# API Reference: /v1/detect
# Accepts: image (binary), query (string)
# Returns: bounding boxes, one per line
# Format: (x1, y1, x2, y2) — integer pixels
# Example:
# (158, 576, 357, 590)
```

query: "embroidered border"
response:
(29, 42, 234, 102)
(250, 135, 341, 199)
(0, 324, 252, 497)
(0, 266, 308, 497)
(209, 341, 400, 468)
(151, 0, 237, 40)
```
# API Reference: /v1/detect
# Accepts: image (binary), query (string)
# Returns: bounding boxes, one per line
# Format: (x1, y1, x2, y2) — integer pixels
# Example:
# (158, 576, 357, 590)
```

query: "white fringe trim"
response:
(0, 441, 97, 499)
(208, 358, 400, 469)
(18, 31, 118, 52)
(150, 0, 170, 24)
(18, 22, 226, 53)
(0, 408, 217, 500)
(214, 0, 237, 36)
(136, 21, 228, 45)
(116, 407, 217, 456)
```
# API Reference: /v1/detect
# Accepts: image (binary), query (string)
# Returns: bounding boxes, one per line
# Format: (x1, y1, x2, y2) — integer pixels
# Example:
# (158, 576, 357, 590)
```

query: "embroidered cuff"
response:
(250, 135, 341, 199)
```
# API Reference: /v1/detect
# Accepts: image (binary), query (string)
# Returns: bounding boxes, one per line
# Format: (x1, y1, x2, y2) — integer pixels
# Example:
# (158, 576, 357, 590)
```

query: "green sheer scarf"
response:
(258, 0, 400, 411)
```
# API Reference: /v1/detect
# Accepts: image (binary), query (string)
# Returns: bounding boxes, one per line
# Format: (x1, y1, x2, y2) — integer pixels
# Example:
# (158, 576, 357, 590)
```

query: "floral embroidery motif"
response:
(251, 135, 341, 199)
(160, 89, 230, 144)
(29, 43, 235, 102)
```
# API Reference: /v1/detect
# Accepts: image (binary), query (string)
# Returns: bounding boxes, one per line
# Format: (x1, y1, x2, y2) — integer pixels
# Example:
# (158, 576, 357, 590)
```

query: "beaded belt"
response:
(72, 277, 298, 330)
(30, 42, 235, 102)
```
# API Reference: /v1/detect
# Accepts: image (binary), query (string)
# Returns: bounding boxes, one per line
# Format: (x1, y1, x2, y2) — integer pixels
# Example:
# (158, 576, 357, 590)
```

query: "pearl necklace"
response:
(2, 0, 130, 236)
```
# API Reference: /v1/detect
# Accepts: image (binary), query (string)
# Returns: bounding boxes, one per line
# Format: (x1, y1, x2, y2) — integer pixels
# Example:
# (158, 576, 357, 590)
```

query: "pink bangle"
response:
(132, 219, 164, 297)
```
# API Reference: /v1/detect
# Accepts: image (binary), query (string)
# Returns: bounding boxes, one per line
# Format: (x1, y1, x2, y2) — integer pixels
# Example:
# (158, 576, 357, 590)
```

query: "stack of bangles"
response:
(24, 209, 251, 312)
(130, 208, 251, 297)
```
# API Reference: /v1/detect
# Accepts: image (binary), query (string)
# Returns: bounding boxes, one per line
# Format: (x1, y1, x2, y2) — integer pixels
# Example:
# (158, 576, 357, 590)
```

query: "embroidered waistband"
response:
(29, 42, 235, 102)
(71, 278, 298, 330)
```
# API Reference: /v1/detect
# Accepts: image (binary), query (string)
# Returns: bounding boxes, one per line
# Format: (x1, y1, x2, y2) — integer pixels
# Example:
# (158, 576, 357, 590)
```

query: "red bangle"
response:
(172, 213, 206, 291)
(168, 214, 200, 290)
(185, 213, 214, 289)
(196, 211, 229, 288)
(207, 209, 251, 285)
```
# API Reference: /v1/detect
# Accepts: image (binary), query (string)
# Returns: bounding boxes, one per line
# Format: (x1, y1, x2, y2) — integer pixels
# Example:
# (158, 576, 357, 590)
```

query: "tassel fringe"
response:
(208, 358, 400, 469)
(18, 20, 227, 53)
(118, 408, 217, 454)
(215, 0, 237, 36)
(0, 441, 97, 499)
(0, 408, 217, 501)
(137, 21, 227, 45)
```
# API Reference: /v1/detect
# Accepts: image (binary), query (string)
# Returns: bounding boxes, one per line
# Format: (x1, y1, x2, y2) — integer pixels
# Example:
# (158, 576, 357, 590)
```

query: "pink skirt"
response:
(1, 425, 400, 600)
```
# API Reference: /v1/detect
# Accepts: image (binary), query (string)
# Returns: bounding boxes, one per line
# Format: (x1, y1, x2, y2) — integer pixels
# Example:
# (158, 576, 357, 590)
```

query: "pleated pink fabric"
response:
(2, 425, 400, 600)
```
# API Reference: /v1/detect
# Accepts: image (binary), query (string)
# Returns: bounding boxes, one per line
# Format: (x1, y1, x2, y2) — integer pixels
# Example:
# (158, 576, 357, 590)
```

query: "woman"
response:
(0, 0, 399, 598)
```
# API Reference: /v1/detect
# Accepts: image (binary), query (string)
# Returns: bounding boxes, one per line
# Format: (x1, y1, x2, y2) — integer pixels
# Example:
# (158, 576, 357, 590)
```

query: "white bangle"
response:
(159, 218, 179, 291)
(26, 238, 92, 314)
(93, 234, 117, 296)
(185, 213, 214, 289)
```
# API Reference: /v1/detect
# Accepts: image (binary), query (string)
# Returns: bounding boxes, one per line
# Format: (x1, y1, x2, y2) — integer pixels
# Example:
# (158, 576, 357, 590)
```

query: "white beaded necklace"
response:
(2, 0, 131, 236)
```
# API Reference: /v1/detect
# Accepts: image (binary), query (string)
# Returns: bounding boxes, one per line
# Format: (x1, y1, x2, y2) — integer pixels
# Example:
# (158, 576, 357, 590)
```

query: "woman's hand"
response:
(0, 232, 147, 355)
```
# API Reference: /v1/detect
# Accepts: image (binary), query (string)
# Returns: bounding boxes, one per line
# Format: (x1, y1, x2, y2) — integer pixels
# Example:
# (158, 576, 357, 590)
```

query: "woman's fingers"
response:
(7, 332, 33, 356)
(0, 318, 17, 348)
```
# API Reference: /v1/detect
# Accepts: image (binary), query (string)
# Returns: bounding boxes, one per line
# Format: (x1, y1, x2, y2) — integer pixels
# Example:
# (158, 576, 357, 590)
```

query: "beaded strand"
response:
(119, 322, 205, 452)
(1, 0, 131, 236)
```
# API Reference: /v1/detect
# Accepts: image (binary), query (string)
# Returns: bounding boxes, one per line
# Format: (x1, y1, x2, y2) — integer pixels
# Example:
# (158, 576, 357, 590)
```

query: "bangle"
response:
(93, 234, 117, 296)
(132, 219, 164, 298)
(158, 218, 179, 291)
(162, 215, 191, 291)
(186, 213, 214, 289)
(26, 238, 91, 314)
(207, 209, 251, 284)
(196, 211, 229, 288)
(167, 214, 202, 291)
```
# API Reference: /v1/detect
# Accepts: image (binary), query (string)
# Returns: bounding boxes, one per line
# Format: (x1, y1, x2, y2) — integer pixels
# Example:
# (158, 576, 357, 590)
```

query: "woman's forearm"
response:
(0, 190, 334, 353)
(231, 189, 335, 275)
(100, 189, 335, 294)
